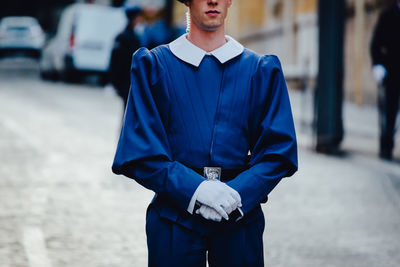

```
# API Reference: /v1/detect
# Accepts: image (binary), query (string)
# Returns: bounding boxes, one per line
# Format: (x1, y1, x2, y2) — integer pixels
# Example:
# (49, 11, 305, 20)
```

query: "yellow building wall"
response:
(236, 0, 265, 32)
(295, 0, 317, 14)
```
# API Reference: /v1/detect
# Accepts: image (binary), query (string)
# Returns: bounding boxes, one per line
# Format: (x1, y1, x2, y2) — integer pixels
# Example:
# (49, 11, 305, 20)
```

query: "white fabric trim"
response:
(169, 34, 244, 67)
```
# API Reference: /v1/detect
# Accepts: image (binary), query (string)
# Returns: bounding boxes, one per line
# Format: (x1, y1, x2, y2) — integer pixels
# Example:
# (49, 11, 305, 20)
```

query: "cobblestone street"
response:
(0, 57, 400, 267)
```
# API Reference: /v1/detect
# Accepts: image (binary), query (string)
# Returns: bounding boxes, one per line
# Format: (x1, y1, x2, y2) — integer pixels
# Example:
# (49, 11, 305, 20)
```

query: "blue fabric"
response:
(146, 203, 265, 267)
(112, 44, 298, 221)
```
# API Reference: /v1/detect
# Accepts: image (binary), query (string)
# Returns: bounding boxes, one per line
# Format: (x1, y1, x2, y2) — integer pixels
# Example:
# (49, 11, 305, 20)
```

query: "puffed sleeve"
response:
(112, 48, 204, 211)
(227, 55, 298, 215)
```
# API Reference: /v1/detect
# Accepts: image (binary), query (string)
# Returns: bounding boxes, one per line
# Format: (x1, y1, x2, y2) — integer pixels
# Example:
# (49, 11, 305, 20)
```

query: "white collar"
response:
(169, 34, 244, 67)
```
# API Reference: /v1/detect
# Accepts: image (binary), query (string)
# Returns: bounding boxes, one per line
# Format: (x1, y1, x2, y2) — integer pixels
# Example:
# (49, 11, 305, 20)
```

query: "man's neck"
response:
(187, 26, 227, 52)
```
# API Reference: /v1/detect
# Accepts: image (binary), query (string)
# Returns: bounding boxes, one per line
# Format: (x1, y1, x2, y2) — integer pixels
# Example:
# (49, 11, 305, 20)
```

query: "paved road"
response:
(0, 57, 153, 267)
(0, 57, 399, 267)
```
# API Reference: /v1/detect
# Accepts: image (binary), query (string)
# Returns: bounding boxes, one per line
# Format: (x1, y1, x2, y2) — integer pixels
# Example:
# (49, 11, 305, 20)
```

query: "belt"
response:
(189, 167, 247, 182)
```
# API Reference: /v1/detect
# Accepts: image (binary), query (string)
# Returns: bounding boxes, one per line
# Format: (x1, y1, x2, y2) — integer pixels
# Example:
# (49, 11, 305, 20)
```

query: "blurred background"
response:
(0, 0, 399, 266)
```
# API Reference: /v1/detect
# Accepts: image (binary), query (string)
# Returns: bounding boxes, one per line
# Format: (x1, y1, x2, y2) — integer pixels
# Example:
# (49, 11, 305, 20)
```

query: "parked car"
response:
(0, 16, 45, 57)
(39, 3, 126, 82)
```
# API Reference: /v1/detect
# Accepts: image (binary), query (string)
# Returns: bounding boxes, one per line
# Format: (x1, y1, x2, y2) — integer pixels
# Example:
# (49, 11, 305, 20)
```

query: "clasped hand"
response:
(195, 180, 241, 222)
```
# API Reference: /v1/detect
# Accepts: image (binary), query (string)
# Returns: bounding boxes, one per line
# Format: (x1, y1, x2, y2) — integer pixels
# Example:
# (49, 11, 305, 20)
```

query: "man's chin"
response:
(200, 23, 223, 32)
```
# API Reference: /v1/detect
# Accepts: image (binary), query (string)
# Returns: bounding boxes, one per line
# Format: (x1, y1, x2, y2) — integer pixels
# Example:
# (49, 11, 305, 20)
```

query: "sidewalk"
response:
(262, 90, 400, 267)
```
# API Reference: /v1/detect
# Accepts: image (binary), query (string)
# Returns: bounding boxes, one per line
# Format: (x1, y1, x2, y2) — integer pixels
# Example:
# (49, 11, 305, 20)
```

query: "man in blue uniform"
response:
(112, 0, 298, 266)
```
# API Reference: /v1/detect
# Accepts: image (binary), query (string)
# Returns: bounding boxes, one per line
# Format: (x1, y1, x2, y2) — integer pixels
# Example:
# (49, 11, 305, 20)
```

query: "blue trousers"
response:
(146, 204, 265, 267)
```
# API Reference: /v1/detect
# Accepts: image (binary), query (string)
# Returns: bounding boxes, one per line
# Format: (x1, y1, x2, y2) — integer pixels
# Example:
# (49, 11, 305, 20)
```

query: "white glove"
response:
(196, 205, 222, 222)
(373, 64, 387, 84)
(195, 180, 241, 220)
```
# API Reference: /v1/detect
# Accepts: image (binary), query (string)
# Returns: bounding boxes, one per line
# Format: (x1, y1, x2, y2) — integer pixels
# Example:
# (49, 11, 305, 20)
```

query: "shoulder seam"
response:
(148, 47, 167, 87)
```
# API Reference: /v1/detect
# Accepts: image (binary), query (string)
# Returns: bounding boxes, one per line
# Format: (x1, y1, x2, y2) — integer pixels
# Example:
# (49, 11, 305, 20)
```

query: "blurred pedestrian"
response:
(112, 0, 297, 266)
(109, 6, 142, 110)
(370, 0, 400, 160)
(140, 3, 180, 49)
(141, 4, 171, 49)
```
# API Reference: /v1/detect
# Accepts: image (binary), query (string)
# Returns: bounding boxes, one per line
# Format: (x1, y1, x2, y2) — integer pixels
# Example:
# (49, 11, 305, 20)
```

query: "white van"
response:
(40, 3, 126, 82)
(0, 16, 45, 57)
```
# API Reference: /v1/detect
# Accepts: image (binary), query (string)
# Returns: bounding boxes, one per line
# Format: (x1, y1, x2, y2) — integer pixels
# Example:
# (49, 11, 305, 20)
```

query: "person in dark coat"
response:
(370, 0, 400, 160)
(110, 6, 143, 110)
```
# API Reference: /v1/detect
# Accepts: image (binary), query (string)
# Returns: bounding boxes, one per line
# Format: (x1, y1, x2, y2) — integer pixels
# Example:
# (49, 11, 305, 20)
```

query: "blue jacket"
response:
(112, 44, 298, 232)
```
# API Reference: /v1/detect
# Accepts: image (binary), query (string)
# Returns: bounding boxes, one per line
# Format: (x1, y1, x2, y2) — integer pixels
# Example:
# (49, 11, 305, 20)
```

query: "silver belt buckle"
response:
(203, 167, 221, 181)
